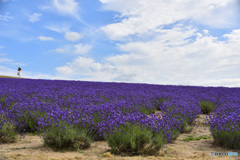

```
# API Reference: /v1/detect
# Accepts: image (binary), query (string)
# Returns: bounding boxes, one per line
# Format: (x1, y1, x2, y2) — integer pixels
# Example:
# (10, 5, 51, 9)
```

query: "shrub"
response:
(0, 120, 18, 143)
(181, 124, 193, 133)
(107, 123, 166, 156)
(199, 100, 214, 114)
(170, 128, 181, 140)
(43, 121, 91, 151)
(211, 127, 240, 149)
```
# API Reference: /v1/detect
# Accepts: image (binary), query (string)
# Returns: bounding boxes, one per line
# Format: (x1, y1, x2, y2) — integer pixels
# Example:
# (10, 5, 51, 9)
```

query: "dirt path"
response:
(0, 114, 239, 160)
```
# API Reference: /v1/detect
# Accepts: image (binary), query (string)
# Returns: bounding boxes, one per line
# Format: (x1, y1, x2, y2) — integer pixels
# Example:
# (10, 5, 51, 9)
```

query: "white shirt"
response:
(17, 71, 22, 77)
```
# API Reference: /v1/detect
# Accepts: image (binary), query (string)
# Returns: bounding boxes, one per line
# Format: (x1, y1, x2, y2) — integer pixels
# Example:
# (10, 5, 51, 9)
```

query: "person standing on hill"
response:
(17, 67, 22, 78)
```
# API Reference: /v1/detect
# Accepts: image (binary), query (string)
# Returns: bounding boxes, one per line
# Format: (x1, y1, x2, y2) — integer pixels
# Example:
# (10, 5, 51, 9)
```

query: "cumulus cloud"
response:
(56, 57, 101, 76)
(54, 43, 91, 55)
(110, 29, 240, 85)
(38, 36, 54, 41)
(223, 29, 240, 43)
(55, 48, 65, 53)
(29, 13, 42, 23)
(52, 0, 79, 18)
(56, 56, 118, 80)
(56, 28, 240, 86)
(74, 43, 92, 54)
(100, 0, 237, 40)
(54, 0, 240, 87)
(65, 32, 82, 41)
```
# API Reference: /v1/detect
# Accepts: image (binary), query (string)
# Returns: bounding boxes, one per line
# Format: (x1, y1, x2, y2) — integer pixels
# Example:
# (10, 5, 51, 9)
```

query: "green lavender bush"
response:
(199, 100, 214, 114)
(107, 123, 166, 156)
(0, 119, 18, 143)
(211, 127, 240, 149)
(43, 121, 91, 151)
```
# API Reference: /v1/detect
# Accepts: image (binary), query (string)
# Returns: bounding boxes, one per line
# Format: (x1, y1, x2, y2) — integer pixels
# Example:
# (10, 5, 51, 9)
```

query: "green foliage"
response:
(90, 112, 106, 141)
(170, 129, 180, 140)
(199, 100, 214, 114)
(182, 124, 193, 133)
(211, 128, 240, 149)
(158, 98, 165, 104)
(0, 121, 18, 143)
(183, 135, 211, 142)
(179, 120, 194, 133)
(43, 121, 91, 151)
(101, 95, 111, 102)
(107, 123, 166, 156)
(139, 107, 155, 115)
(0, 96, 5, 103)
(17, 111, 45, 133)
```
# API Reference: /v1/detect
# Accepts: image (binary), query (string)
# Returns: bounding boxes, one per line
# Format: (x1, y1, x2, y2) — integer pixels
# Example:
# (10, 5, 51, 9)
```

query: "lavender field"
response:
(0, 78, 240, 157)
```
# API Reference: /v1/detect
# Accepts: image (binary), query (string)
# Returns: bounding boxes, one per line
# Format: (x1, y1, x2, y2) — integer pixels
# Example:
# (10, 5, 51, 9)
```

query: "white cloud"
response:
(108, 28, 240, 85)
(56, 65, 74, 75)
(55, 48, 65, 53)
(56, 56, 116, 80)
(54, 43, 91, 54)
(74, 43, 92, 54)
(65, 32, 82, 41)
(34, 0, 240, 87)
(29, 13, 42, 23)
(38, 36, 54, 41)
(100, 0, 237, 40)
(0, 58, 12, 63)
(52, 0, 79, 18)
(0, 46, 4, 49)
(39, 5, 51, 10)
(55, 28, 240, 87)
(223, 29, 240, 43)
(54, 45, 72, 54)
(0, 65, 18, 77)
(0, 14, 13, 21)
(0, 57, 25, 66)
(45, 23, 70, 33)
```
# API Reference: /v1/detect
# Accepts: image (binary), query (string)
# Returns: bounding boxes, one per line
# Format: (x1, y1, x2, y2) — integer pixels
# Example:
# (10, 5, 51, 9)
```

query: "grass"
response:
(182, 135, 211, 142)
(10, 147, 27, 150)
(0, 75, 21, 79)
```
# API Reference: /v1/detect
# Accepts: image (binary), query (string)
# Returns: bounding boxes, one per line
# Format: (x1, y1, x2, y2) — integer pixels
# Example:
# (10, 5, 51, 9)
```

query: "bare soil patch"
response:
(0, 114, 239, 160)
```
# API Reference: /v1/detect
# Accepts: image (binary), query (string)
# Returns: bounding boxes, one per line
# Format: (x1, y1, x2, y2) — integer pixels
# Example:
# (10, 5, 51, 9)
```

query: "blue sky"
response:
(0, 0, 240, 87)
